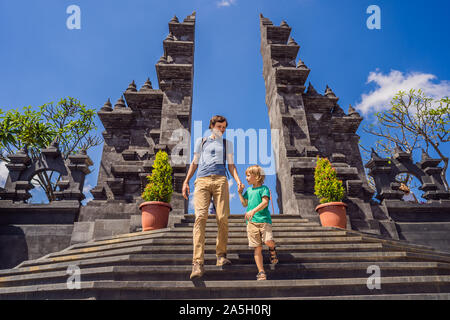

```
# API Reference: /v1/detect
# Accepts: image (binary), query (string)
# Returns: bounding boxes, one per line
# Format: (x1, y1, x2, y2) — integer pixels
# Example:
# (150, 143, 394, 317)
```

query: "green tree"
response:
(361, 89, 450, 190)
(0, 97, 102, 202)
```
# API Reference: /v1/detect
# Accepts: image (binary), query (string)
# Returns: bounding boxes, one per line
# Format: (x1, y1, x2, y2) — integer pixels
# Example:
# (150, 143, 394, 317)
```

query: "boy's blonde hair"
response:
(245, 165, 265, 184)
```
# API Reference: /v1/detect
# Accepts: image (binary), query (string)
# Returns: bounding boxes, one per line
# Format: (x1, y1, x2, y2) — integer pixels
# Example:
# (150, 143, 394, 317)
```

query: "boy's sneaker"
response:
(216, 256, 232, 266)
(190, 262, 204, 279)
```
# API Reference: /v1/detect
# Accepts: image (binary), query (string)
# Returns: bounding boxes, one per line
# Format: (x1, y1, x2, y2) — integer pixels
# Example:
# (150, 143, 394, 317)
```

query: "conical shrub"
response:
(314, 157, 345, 204)
(142, 150, 173, 203)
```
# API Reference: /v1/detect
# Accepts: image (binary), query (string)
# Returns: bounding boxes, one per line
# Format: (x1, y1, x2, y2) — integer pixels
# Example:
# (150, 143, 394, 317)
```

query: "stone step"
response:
(1, 275, 449, 299)
(1, 262, 449, 288)
(183, 214, 309, 220)
(180, 217, 311, 224)
(69, 226, 337, 246)
(234, 293, 450, 300)
(14, 249, 435, 272)
(174, 225, 331, 232)
(0, 251, 434, 278)
(44, 236, 366, 259)
(18, 242, 389, 266)
(66, 230, 350, 252)
(174, 222, 321, 227)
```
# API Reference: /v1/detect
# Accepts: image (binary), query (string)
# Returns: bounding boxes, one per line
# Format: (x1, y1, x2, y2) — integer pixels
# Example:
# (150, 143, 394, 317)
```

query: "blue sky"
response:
(0, 0, 449, 213)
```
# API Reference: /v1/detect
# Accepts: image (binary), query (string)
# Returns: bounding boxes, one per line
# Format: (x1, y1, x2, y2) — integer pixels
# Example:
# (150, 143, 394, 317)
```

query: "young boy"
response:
(238, 165, 278, 281)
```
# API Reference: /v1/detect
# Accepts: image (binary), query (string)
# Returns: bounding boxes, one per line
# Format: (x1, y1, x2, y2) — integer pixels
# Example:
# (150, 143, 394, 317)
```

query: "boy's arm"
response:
(245, 197, 269, 219)
(238, 191, 248, 207)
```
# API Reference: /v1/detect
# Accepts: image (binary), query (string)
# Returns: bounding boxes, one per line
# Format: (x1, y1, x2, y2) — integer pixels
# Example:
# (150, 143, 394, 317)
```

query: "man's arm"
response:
(227, 152, 242, 188)
(182, 153, 199, 200)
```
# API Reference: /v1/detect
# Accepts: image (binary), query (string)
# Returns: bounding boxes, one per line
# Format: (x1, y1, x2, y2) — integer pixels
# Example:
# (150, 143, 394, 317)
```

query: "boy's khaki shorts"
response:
(247, 222, 274, 248)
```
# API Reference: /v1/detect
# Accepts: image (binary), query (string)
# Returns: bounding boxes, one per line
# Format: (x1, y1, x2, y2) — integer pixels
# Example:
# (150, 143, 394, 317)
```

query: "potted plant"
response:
(139, 150, 173, 231)
(314, 157, 347, 229)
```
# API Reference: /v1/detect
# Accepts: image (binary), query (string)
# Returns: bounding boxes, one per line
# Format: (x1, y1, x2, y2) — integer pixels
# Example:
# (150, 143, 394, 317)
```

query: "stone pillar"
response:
(259, 15, 381, 234)
(73, 12, 196, 242)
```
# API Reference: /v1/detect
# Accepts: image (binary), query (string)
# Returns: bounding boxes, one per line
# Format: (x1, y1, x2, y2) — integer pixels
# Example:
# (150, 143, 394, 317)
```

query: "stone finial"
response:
(100, 98, 113, 112)
(184, 11, 196, 22)
(296, 58, 308, 69)
(421, 148, 432, 161)
(170, 15, 179, 23)
(50, 137, 59, 148)
(114, 96, 126, 109)
(348, 104, 361, 117)
(139, 78, 153, 91)
(280, 20, 289, 28)
(165, 32, 175, 41)
(126, 80, 137, 92)
(287, 36, 298, 46)
(324, 85, 337, 98)
(306, 82, 319, 96)
(157, 55, 167, 64)
(371, 148, 382, 160)
(394, 143, 404, 154)
(259, 13, 273, 25)
(18, 145, 28, 155)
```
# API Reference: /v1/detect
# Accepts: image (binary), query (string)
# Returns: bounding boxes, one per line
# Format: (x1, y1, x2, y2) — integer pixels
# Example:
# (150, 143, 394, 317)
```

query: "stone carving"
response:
(0, 141, 92, 203)
(366, 147, 450, 202)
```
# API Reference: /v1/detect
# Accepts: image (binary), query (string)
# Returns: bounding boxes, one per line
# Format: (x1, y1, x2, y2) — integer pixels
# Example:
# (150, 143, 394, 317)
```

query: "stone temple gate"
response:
(1, 12, 450, 270)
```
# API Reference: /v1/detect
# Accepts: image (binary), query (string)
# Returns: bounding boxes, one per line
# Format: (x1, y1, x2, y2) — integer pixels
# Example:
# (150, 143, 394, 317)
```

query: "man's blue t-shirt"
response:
(194, 136, 233, 178)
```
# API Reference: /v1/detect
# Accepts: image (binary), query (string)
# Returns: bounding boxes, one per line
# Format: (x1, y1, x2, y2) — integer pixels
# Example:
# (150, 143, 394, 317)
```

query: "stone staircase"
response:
(1, 214, 450, 299)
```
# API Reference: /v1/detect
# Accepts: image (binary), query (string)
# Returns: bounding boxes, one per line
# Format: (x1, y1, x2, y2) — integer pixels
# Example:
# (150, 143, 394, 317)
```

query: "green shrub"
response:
(314, 157, 345, 204)
(141, 150, 173, 203)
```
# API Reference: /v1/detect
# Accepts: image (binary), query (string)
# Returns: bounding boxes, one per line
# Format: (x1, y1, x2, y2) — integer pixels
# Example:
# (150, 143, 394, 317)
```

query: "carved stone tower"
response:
(71, 12, 196, 243)
(259, 15, 383, 234)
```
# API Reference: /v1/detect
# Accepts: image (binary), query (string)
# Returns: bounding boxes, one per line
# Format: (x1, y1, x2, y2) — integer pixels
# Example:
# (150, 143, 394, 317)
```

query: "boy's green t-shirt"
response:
(243, 185, 272, 224)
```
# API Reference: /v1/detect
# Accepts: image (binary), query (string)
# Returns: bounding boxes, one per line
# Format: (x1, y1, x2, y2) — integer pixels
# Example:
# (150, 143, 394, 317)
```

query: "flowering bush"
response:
(314, 157, 345, 204)
(141, 150, 173, 203)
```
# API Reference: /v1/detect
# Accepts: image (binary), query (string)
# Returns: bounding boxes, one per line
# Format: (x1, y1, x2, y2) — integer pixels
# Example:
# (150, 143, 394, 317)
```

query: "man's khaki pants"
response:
(193, 175, 230, 265)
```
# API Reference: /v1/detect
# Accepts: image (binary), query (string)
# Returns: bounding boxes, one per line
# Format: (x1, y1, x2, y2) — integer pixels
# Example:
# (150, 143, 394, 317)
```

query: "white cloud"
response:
(0, 161, 7, 188)
(82, 183, 94, 205)
(217, 0, 236, 7)
(355, 69, 450, 115)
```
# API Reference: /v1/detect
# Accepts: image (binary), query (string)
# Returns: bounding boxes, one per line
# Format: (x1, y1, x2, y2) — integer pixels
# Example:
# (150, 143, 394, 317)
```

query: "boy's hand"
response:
(238, 183, 245, 194)
(245, 209, 256, 221)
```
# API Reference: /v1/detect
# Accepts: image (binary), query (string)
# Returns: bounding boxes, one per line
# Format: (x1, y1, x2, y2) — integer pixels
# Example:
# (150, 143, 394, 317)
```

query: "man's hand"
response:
(238, 182, 245, 194)
(182, 181, 190, 200)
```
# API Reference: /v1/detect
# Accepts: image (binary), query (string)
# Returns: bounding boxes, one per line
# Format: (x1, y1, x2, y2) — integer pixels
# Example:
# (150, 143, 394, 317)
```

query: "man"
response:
(182, 115, 243, 279)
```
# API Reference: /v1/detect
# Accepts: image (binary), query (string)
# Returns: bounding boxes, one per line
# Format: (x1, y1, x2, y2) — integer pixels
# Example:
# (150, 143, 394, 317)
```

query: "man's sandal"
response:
(269, 247, 279, 265)
(256, 271, 267, 281)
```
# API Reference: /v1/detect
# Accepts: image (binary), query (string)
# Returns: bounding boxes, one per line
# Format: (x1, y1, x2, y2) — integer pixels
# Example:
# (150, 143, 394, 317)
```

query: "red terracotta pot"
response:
(139, 201, 172, 231)
(315, 202, 348, 229)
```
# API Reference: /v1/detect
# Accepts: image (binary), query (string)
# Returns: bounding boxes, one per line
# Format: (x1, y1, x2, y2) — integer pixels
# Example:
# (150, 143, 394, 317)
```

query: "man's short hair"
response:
(209, 115, 228, 129)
